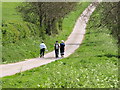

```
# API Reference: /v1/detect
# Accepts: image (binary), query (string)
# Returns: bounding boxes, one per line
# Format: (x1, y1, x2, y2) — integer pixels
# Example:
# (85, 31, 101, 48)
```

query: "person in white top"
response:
(40, 42, 47, 58)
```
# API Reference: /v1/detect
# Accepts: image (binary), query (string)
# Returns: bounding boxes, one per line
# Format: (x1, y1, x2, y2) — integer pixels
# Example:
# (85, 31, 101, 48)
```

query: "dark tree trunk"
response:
(39, 15, 42, 27)
(58, 19, 63, 31)
(51, 18, 58, 34)
(46, 20, 51, 35)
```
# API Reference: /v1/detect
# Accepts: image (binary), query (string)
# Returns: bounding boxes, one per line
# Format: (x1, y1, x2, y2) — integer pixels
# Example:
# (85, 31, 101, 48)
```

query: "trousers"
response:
(40, 48, 45, 57)
(55, 49, 59, 58)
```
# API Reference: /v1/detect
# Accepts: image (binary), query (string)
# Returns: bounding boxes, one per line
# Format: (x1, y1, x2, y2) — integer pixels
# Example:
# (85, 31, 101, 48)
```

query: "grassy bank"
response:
(2, 3, 118, 88)
(2, 2, 22, 21)
(2, 2, 90, 63)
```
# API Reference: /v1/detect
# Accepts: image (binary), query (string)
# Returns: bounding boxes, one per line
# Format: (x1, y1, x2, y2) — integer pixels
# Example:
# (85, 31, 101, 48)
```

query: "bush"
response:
(2, 20, 40, 45)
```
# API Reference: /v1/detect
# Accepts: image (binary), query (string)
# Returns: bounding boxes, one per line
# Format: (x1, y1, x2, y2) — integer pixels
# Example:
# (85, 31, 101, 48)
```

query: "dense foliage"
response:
(91, 2, 119, 46)
(2, 2, 77, 45)
(2, 21, 40, 45)
(17, 2, 77, 35)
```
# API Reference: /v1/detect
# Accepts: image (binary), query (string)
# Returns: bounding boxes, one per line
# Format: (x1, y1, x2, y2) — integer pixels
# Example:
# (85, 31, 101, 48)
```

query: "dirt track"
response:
(0, 3, 97, 77)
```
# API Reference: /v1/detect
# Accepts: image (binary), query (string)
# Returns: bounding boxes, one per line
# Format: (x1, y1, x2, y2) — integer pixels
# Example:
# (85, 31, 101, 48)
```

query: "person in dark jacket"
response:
(60, 40, 65, 57)
(54, 41, 59, 58)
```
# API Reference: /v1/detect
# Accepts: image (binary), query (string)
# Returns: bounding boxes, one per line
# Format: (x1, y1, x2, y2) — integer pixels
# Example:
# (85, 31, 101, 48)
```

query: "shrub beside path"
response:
(0, 3, 98, 77)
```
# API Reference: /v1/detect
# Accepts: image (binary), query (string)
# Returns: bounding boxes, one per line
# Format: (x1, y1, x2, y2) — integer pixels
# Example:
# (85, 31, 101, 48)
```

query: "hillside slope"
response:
(2, 2, 90, 63)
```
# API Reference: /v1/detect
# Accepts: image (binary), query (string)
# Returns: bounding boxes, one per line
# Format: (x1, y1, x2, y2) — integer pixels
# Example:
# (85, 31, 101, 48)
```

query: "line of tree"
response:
(17, 2, 77, 36)
(89, 2, 119, 46)
(101, 2, 119, 46)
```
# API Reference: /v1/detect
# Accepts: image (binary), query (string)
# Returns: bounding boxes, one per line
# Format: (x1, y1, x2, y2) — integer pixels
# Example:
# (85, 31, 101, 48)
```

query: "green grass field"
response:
(0, 2, 2, 22)
(2, 2, 22, 21)
(2, 2, 90, 63)
(2, 3, 118, 88)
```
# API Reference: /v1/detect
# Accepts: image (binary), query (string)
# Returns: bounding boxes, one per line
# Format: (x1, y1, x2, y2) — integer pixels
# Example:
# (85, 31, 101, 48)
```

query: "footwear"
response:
(40, 55, 42, 58)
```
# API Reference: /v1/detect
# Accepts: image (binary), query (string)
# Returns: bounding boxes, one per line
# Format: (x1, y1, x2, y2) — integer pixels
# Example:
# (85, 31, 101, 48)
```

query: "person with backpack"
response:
(40, 41, 47, 58)
(60, 40, 65, 57)
(54, 41, 59, 58)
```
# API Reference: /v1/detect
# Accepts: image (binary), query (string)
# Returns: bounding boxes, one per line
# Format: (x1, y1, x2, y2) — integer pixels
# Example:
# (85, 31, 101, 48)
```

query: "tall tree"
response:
(18, 2, 77, 35)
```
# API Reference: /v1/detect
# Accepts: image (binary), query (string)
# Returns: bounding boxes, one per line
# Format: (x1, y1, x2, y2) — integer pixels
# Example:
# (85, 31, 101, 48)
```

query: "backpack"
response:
(55, 43, 59, 49)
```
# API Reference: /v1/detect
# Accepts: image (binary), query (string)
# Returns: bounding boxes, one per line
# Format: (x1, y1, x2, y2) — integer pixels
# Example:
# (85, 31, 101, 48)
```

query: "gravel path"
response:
(0, 3, 97, 77)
